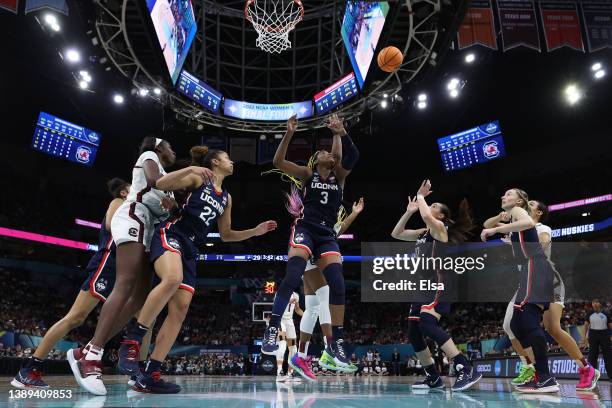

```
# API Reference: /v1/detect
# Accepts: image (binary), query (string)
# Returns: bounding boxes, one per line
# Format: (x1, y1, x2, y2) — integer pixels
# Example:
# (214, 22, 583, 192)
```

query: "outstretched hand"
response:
(325, 114, 346, 135)
(416, 179, 433, 198)
(254, 220, 278, 236)
(406, 196, 419, 213)
(352, 197, 365, 214)
(287, 114, 298, 133)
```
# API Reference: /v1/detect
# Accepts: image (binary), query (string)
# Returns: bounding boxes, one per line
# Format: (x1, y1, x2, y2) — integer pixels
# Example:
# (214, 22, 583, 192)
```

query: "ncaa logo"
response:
(76, 146, 91, 163)
(87, 132, 100, 144)
(128, 227, 138, 237)
(294, 233, 305, 244)
(167, 237, 181, 251)
(494, 360, 502, 376)
(261, 359, 275, 372)
(483, 141, 500, 159)
(485, 122, 498, 133)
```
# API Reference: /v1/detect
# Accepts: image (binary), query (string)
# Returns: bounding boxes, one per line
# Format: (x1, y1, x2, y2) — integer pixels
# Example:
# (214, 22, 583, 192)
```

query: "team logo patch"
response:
(294, 233, 305, 244)
(486, 122, 498, 133)
(167, 237, 181, 251)
(95, 279, 107, 292)
(76, 146, 92, 163)
(483, 141, 500, 159)
(128, 227, 138, 237)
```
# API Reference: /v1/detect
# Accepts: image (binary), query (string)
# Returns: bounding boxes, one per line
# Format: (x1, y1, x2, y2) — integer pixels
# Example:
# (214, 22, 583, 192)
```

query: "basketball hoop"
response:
(245, 0, 304, 54)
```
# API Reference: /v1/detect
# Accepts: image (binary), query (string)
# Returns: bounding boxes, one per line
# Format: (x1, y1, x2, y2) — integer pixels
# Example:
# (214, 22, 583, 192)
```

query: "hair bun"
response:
(190, 145, 209, 166)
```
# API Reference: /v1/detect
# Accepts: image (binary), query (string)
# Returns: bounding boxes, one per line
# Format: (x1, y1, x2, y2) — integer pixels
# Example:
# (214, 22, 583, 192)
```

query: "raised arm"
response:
(416, 180, 447, 242)
(326, 114, 355, 186)
(104, 198, 125, 231)
(391, 196, 427, 241)
(272, 115, 312, 181)
(155, 166, 213, 191)
(217, 194, 278, 242)
(480, 207, 536, 241)
(337, 197, 364, 236)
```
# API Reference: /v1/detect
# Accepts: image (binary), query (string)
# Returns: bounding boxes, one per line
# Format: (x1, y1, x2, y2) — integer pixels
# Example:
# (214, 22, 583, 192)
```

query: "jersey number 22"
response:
(199, 206, 217, 226)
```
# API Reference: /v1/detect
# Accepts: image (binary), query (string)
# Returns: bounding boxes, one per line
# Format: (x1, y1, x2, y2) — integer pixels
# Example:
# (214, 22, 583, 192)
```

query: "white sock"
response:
(84, 345, 103, 361)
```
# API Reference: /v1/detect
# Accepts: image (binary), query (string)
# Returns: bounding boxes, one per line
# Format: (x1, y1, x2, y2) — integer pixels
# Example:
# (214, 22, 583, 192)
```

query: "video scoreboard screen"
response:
(177, 70, 222, 113)
(224, 99, 313, 121)
(437, 121, 505, 172)
(31, 112, 100, 167)
(314, 72, 359, 115)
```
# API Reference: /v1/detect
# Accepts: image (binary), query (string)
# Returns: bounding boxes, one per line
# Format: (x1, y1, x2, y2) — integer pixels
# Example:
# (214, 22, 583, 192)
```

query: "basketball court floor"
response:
(1, 375, 610, 407)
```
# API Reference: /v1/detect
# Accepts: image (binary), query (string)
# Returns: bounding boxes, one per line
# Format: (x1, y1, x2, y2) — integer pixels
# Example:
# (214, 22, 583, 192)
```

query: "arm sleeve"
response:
(341, 134, 360, 170)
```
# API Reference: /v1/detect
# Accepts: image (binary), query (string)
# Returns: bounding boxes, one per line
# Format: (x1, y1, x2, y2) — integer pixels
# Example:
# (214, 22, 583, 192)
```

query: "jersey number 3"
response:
(320, 191, 328, 204)
(199, 206, 217, 226)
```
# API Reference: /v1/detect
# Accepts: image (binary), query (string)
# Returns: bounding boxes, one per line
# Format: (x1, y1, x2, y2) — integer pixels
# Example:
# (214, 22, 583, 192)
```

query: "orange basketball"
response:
(377, 46, 403, 73)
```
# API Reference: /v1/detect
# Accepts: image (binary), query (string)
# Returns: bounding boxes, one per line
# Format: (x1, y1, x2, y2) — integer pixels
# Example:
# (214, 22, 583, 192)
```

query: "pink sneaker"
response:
(289, 354, 316, 382)
(576, 366, 600, 391)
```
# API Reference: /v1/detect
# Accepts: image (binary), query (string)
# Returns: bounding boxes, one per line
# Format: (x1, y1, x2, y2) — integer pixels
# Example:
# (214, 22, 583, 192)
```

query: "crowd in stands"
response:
(162, 354, 248, 376)
(1, 266, 610, 366)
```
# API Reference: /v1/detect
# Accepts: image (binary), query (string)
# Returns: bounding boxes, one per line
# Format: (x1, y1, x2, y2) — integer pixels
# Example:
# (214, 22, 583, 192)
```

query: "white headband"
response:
(155, 138, 163, 148)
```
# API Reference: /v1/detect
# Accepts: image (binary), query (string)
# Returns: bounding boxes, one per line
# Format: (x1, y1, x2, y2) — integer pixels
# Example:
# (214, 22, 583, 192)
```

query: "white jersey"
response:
(282, 292, 299, 320)
(535, 223, 552, 259)
(126, 151, 171, 220)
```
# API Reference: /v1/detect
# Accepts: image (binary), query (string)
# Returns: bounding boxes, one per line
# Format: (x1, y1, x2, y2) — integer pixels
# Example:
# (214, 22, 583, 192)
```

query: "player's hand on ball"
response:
(406, 196, 419, 213)
(353, 197, 365, 214)
(416, 180, 433, 197)
(255, 220, 277, 236)
(480, 228, 496, 241)
(287, 114, 298, 134)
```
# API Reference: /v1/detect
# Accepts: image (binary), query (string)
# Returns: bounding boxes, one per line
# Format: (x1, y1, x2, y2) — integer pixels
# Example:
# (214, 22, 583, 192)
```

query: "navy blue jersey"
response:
(510, 224, 546, 259)
(97, 216, 115, 253)
(415, 228, 446, 258)
(300, 170, 342, 231)
(166, 181, 229, 245)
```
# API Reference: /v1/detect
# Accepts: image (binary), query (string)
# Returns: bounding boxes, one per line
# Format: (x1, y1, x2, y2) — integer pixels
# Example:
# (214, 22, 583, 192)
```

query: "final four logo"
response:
(95, 279, 107, 292)
(483, 141, 500, 159)
(485, 122, 498, 133)
(294, 233, 305, 244)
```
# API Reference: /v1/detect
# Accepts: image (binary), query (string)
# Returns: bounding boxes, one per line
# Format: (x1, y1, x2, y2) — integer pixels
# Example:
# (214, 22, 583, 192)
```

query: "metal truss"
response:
(95, 0, 441, 133)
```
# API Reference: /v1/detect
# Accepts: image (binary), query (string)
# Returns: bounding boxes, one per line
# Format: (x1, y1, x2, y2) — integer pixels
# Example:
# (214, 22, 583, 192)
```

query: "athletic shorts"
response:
(514, 255, 554, 310)
(280, 318, 297, 339)
(81, 250, 116, 302)
(553, 269, 565, 307)
(408, 302, 451, 320)
(289, 221, 340, 260)
(150, 224, 197, 294)
(304, 258, 317, 272)
(111, 202, 157, 251)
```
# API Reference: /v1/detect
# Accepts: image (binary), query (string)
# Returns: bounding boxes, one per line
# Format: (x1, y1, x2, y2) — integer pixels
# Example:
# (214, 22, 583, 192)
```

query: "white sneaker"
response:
(67, 348, 107, 396)
(276, 374, 288, 382)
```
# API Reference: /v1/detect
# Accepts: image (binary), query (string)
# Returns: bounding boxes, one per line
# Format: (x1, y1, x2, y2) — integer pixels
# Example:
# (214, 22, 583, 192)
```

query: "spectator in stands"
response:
(391, 348, 401, 376)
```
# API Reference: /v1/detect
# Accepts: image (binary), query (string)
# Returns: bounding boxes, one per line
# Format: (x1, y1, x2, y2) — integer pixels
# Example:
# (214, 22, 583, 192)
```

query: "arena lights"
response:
(446, 78, 464, 99)
(594, 70, 605, 80)
(65, 49, 80, 63)
(44, 13, 60, 32)
(464, 53, 475, 64)
(138, 88, 150, 97)
(380, 99, 388, 109)
(78, 80, 88, 90)
(449, 89, 459, 98)
(582, 212, 590, 217)
(113, 94, 125, 104)
(591, 62, 602, 71)
(153, 88, 162, 95)
(79, 71, 92, 83)
(564, 84, 582, 105)
(416, 93, 427, 110)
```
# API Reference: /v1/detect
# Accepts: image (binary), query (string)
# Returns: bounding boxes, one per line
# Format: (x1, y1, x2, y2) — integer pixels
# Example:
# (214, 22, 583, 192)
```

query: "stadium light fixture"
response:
(138, 88, 149, 97)
(153, 87, 162, 95)
(449, 89, 459, 98)
(564, 84, 581, 105)
(447, 78, 460, 91)
(417, 93, 427, 102)
(380, 99, 388, 109)
(65, 49, 80, 63)
(591, 62, 602, 71)
(417, 101, 427, 110)
(465, 53, 475, 64)
(594, 70, 605, 79)
(113, 94, 125, 104)
(79, 81, 88, 90)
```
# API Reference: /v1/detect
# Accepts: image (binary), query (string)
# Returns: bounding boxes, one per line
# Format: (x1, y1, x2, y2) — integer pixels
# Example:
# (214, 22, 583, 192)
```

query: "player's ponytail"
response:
(261, 151, 319, 191)
(285, 184, 304, 218)
(190, 145, 210, 166)
(442, 199, 475, 244)
(107, 178, 129, 198)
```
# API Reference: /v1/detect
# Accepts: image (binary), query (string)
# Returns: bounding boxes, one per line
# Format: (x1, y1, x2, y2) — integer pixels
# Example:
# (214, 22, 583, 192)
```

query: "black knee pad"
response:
(419, 313, 451, 347)
(322, 263, 345, 305)
(408, 320, 427, 352)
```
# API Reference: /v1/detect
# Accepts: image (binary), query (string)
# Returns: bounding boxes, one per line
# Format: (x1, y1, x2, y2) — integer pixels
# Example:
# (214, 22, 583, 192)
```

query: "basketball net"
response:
(245, 0, 304, 54)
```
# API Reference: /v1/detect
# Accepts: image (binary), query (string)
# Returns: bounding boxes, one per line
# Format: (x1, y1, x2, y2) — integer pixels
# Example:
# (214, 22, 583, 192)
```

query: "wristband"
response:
(417, 194, 425, 200)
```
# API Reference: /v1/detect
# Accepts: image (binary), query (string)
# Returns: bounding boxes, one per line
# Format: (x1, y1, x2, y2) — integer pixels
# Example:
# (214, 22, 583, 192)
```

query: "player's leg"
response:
(419, 305, 481, 391)
(408, 304, 443, 390)
(503, 296, 536, 385)
(262, 225, 312, 354)
(12, 290, 99, 389)
(291, 267, 319, 381)
(544, 303, 598, 390)
(119, 227, 184, 376)
(276, 331, 288, 381)
(134, 288, 193, 394)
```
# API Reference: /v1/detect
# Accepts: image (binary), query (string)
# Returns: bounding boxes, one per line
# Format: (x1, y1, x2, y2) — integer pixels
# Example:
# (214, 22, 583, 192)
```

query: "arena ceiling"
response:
(93, 0, 467, 132)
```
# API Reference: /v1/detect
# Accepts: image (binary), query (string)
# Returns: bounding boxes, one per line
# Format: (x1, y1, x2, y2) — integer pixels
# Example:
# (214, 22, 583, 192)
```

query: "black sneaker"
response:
(412, 375, 444, 390)
(261, 326, 279, 355)
(11, 367, 49, 389)
(452, 365, 482, 392)
(132, 371, 181, 394)
(515, 374, 560, 394)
